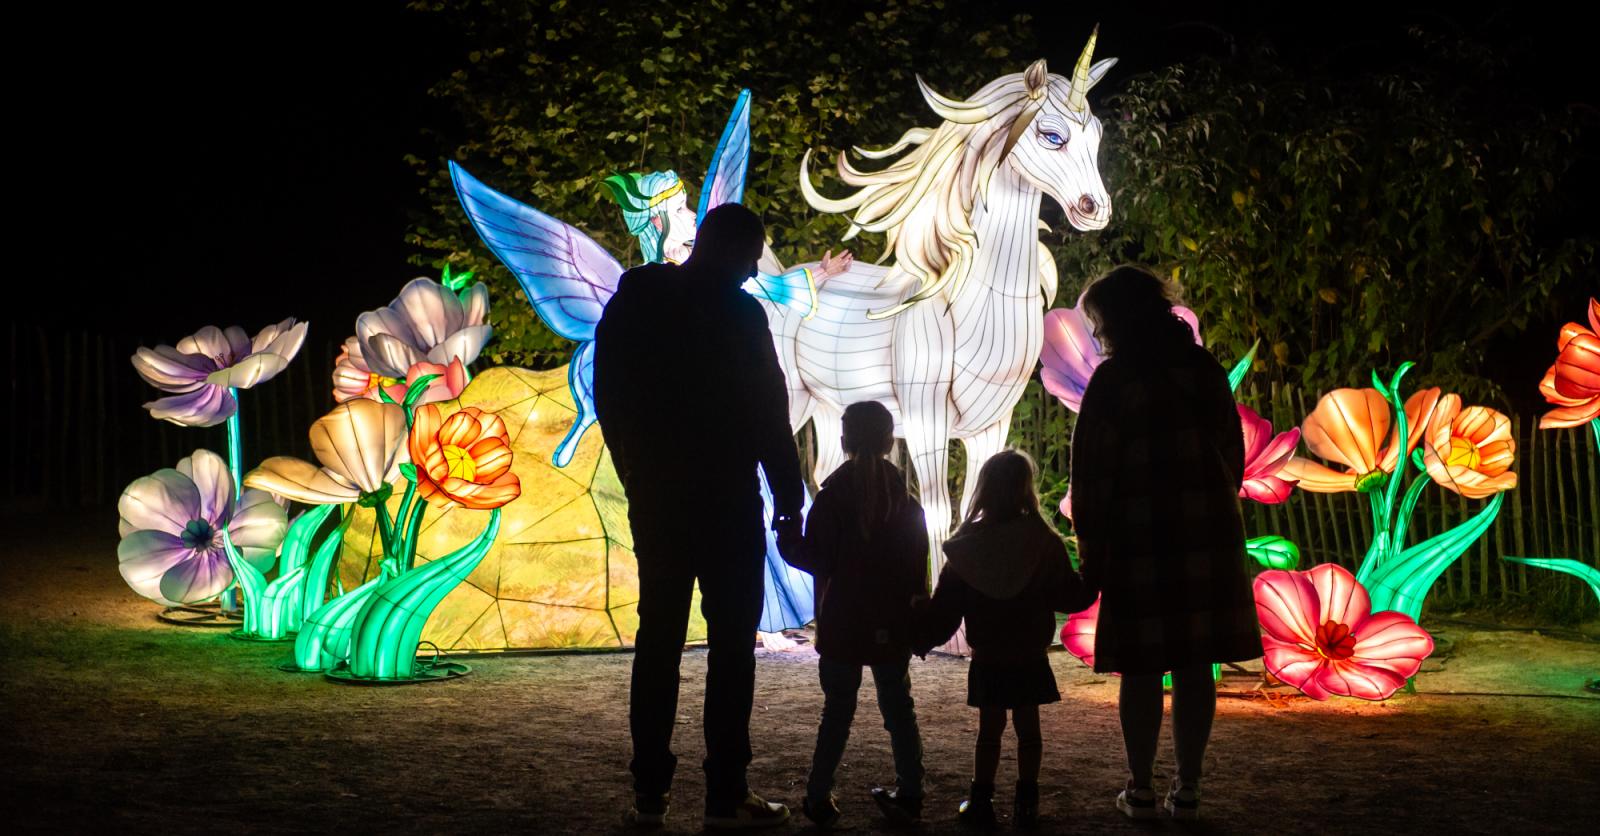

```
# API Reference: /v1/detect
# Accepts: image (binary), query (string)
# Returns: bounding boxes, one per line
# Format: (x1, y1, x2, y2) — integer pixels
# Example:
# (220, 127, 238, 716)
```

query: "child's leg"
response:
(974, 705, 1008, 786)
(1118, 673, 1165, 788)
(869, 658, 925, 798)
(1011, 705, 1042, 784)
(806, 657, 863, 803)
(1168, 664, 1217, 789)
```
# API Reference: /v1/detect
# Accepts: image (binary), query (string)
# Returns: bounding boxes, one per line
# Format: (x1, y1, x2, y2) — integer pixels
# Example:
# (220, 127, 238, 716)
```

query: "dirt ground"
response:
(3, 509, 1597, 835)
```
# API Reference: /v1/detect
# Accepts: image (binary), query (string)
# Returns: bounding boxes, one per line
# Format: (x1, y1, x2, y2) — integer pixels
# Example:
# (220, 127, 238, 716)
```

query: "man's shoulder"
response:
(615, 262, 677, 296)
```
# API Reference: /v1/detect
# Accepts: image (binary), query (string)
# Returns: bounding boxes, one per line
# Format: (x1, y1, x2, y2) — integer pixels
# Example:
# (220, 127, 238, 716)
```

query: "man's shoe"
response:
(870, 786, 923, 826)
(704, 792, 791, 830)
(802, 794, 842, 829)
(624, 792, 670, 829)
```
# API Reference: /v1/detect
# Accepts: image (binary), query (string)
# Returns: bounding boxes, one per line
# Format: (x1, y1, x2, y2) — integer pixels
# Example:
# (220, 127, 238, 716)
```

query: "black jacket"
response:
(916, 513, 1089, 664)
(592, 262, 804, 554)
(782, 460, 927, 665)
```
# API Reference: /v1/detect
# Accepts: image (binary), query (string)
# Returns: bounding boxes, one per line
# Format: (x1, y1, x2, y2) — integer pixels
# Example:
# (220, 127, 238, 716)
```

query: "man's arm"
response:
(734, 297, 804, 520)
(592, 291, 633, 486)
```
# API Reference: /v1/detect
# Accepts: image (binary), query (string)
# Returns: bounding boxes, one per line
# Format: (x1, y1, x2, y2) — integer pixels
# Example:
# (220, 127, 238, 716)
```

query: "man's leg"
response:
(696, 544, 767, 813)
(629, 541, 696, 800)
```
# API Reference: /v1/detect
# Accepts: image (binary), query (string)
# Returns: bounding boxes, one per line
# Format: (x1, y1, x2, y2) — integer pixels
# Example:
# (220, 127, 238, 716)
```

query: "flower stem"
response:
(399, 497, 429, 573)
(221, 387, 244, 612)
(226, 387, 243, 499)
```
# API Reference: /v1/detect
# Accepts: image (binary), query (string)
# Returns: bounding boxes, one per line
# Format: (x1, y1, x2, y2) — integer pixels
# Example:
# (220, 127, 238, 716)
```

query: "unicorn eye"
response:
(1039, 130, 1067, 149)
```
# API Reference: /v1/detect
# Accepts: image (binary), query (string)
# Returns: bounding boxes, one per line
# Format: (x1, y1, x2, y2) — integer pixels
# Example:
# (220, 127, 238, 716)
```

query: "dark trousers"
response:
(805, 654, 925, 803)
(629, 530, 766, 812)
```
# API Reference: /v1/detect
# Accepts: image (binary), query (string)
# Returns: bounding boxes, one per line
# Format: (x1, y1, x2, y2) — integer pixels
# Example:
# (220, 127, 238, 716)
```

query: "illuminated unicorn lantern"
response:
(782, 31, 1116, 559)
(448, 91, 841, 635)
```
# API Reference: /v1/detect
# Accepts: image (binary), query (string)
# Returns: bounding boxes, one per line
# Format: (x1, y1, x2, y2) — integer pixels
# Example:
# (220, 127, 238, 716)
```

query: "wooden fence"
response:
(9, 321, 1596, 616)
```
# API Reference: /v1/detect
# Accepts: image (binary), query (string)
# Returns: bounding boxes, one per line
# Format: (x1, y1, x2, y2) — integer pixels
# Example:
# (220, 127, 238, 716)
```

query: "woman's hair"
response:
(841, 400, 903, 538)
(958, 449, 1043, 531)
(1080, 264, 1195, 358)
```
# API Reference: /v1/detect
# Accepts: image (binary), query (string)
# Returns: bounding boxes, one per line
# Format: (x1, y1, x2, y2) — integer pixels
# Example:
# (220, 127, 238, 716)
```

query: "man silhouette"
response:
(594, 203, 805, 829)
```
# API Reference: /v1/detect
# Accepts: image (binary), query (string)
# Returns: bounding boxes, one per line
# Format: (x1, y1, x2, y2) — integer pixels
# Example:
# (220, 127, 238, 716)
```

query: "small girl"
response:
(779, 400, 928, 829)
(916, 449, 1089, 830)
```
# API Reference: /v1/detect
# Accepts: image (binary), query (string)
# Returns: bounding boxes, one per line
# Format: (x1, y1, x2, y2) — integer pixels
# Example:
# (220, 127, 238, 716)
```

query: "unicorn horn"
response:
(1067, 25, 1099, 114)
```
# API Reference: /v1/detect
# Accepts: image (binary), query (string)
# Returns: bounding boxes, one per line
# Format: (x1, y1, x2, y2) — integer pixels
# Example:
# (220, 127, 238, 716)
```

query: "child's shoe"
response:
(1013, 780, 1040, 830)
(1164, 781, 1200, 819)
(958, 782, 998, 831)
(1115, 781, 1158, 819)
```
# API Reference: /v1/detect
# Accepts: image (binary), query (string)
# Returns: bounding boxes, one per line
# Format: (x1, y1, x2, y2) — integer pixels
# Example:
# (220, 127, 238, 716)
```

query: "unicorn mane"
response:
(800, 61, 1092, 318)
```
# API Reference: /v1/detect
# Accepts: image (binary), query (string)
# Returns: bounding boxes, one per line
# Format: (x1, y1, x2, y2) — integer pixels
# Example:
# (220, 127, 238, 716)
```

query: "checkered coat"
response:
(1069, 343, 1262, 675)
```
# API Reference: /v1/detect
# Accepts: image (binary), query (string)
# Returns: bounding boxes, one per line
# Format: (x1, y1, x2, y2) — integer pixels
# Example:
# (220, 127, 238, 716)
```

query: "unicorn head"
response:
(986, 33, 1116, 231)
(801, 29, 1116, 316)
(602, 170, 699, 264)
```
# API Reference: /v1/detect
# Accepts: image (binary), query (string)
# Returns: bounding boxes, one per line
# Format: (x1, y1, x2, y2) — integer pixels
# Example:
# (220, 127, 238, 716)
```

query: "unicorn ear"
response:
(1087, 57, 1118, 89)
(1023, 59, 1049, 99)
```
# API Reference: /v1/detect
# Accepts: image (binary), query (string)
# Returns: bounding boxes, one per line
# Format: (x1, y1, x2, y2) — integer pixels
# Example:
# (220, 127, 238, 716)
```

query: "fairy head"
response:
(602, 170, 699, 264)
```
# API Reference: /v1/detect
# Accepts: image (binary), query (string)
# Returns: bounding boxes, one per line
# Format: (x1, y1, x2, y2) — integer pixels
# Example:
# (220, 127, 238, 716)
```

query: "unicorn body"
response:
(770, 37, 1116, 564)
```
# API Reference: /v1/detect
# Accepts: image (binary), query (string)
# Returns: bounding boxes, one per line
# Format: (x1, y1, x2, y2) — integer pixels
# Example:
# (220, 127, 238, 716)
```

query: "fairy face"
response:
(653, 192, 699, 264)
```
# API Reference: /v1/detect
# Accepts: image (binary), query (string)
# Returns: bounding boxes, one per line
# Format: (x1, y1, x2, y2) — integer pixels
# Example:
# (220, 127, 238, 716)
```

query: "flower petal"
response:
(363, 333, 426, 379)
(158, 549, 234, 606)
(118, 469, 201, 536)
(1349, 611, 1434, 680)
(207, 353, 291, 389)
(469, 437, 514, 482)
(131, 345, 211, 390)
(175, 326, 236, 363)
(1315, 658, 1409, 701)
(1552, 332, 1600, 400)
(228, 488, 289, 571)
(1241, 474, 1296, 504)
(1059, 596, 1099, 668)
(1307, 563, 1370, 628)
(461, 281, 491, 328)
(1261, 637, 1332, 700)
(1379, 388, 1444, 473)
(1302, 388, 1390, 475)
(1040, 306, 1101, 411)
(245, 456, 361, 505)
(425, 324, 493, 368)
(437, 409, 486, 449)
(309, 400, 408, 494)
(145, 386, 236, 427)
(177, 448, 235, 527)
(1539, 399, 1600, 429)
(1279, 456, 1357, 493)
(117, 530, 195, 606)
(1253, 569, 1320, 645)
(252, 318, 308, 362)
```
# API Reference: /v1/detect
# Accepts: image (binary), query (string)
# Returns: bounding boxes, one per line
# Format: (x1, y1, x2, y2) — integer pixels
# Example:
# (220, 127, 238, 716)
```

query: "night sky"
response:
(24, 1, 1594, 378)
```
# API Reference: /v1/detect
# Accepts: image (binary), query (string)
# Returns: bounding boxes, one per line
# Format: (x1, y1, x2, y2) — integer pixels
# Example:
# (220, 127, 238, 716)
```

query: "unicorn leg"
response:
(904, 399, 966, 654)
(901, 396, 954, 573)
(958, 420, 1012, 520)
(810, 407, 847, 486)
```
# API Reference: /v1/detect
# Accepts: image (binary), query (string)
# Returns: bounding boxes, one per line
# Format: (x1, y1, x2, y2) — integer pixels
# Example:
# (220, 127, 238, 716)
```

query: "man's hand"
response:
(773, 515, 803, 561)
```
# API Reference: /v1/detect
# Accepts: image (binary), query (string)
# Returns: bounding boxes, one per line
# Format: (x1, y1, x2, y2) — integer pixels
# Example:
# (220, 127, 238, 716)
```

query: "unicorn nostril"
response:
(1077, 195, 1098, 215)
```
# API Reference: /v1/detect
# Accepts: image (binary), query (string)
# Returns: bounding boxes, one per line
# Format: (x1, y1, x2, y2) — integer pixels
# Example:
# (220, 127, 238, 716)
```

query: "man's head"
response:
(684, 203, 765, 287)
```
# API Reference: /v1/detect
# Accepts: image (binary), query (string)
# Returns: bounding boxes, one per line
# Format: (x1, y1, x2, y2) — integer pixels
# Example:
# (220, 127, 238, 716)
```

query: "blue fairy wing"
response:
(450, 161, 622, 343)
(695, 89, 752, 225)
